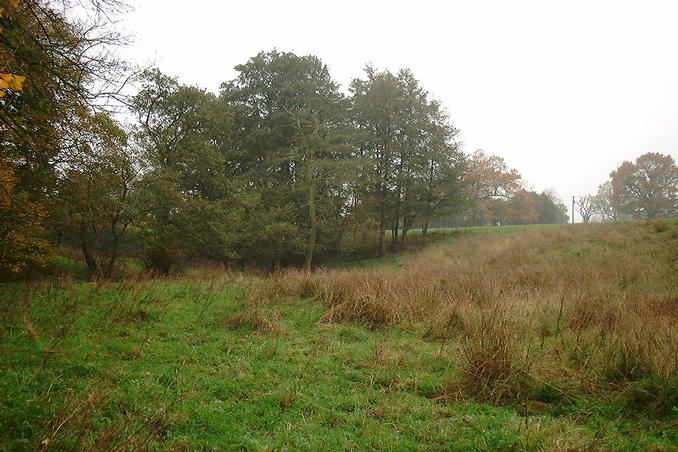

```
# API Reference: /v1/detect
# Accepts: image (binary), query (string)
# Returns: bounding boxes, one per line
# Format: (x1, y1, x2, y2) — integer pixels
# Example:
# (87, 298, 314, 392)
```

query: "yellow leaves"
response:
(0, 73, 24, 89)
(0, 73, 25, 89)
(0, 2, 27, 97)
(0, 1, 20, 34)
(0, 73, 25, 97)
(0, 0, 19, 15)
(0, 0, 26, 97)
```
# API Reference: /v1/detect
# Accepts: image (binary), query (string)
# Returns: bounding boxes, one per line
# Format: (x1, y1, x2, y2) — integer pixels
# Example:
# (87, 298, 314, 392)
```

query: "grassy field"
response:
(1, 221, 678, 450)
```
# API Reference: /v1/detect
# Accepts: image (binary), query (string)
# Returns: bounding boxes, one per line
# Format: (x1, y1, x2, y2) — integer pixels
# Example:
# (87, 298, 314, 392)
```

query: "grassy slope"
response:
(1, 222, 677, 451)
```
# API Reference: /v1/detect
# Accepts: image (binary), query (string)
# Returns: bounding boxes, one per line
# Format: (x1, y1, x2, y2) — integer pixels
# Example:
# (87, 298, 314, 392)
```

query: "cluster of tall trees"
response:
(126, 54, 465, 272)
(578, 153, 678, 223)
(1, 0, 469, 276)
(451, 150, 567, 226)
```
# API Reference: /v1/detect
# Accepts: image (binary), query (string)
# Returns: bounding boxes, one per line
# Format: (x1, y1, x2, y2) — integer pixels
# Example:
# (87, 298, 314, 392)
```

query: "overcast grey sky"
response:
(120, 0, 678, 213)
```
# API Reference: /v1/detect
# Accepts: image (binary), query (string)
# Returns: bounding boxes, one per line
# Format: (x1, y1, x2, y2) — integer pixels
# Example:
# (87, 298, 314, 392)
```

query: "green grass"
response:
(0, 286, 674, 450)
(1, 221, 677, 450)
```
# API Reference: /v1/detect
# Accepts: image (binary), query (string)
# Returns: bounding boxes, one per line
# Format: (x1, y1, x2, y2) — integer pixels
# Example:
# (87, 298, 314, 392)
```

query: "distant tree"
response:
(465, 150, 522, 200)
(534, 190, 568, 224)
(575, 195, 595, 223)
(477, 189, 567, 226)
(499, 189, 539, 225)
(464, 150, 522, 225)
(591, 181, 619, 222)
(610, 153, 678, 219)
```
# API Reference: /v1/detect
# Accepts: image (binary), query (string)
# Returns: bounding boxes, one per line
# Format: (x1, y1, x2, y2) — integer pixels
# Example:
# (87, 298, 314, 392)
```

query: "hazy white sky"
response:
(120, 0, 678, 210)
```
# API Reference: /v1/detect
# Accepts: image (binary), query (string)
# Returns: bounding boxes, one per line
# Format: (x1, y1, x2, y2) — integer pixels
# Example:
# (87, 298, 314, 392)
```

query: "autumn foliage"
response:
(0, 159, 50, 276)
(0, 1, 25, 97)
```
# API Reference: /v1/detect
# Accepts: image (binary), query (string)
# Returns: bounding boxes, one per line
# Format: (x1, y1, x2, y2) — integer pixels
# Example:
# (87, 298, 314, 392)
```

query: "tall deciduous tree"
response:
(350, 67, 464, 252)
(221, 50, 348, 269)
(350, 67, 403, 255)
(416, 100, 465, 244)
(54, 112, 137, 278)
(575, 195, 594, 224)
(131, 70, 239, 272)
(610, 153, 678, 219)
(464, 150, 522, 225)
(1, 0, 130, 275)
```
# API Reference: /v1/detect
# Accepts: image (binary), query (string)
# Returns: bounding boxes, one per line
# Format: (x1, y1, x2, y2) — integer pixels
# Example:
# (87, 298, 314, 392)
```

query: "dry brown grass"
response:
(242, 222, 678, 407)
(223, 304, 282, 335)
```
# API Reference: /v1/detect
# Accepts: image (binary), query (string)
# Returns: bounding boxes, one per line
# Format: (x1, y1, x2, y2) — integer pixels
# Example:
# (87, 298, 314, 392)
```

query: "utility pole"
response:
(572, 196, 575, 224)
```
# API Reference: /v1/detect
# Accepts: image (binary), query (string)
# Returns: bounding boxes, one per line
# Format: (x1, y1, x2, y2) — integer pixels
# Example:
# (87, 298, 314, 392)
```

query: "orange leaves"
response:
(466, 149, 523, 200)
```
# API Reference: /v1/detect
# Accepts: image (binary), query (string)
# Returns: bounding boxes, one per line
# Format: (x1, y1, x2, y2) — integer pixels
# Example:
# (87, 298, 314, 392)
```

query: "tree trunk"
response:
(391, 185, 401, 250)
(104, 218, 122, 278)
(391, 153, 406, 250)
(304, 160, 317, 272)
(335, 227, 344, 256)
(422, 158, 435, 246)
(79, 218, 97, 278)
(391, 210, 400, 250)
(104, 235, 119, 278)
(104, 252, 117, 278)
(378, 199, 387, 256)
(401, 215, 414, 248)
